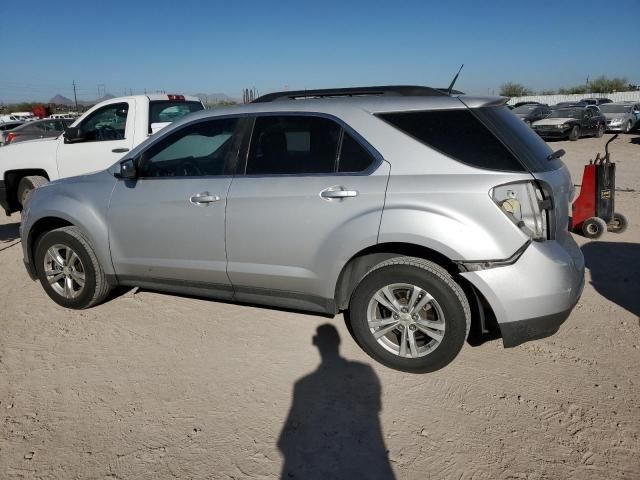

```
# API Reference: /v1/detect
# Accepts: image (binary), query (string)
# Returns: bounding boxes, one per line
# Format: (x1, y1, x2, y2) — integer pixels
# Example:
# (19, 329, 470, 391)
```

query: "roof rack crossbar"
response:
(252, 85, 450, 103)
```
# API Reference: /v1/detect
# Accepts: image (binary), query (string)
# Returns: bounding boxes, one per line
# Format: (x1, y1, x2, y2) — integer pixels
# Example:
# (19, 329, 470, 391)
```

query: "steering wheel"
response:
(181, 161, 202, 177)
(96, 125, 118, 141)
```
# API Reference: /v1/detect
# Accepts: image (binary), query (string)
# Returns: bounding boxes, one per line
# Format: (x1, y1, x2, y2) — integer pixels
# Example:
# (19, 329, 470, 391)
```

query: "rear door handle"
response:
(112, 148, 129, 153)
(320, 186, 359, 200)
(190, 192, 221, 205)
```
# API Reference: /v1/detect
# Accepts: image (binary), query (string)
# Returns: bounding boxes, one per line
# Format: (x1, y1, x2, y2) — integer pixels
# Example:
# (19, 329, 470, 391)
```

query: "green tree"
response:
(588, 76, 628, 93)
(539, 89, 556, 95)
(499, 82, 532, 97)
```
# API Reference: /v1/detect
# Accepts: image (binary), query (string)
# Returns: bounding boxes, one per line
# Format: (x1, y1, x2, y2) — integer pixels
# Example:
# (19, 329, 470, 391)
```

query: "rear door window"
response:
(246, 116, 341, 175)
(149, 101, 204, 131)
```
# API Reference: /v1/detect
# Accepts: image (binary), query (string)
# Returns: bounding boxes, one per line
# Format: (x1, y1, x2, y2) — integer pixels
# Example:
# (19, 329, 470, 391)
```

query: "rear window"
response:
(378, 107, 560, 173)
(377, 109, 526, 172)
(149, 101, 203, 128)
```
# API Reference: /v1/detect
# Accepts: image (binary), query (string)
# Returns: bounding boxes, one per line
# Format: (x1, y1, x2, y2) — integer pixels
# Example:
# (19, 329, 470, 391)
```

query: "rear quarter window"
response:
(377, 109, 526, 172)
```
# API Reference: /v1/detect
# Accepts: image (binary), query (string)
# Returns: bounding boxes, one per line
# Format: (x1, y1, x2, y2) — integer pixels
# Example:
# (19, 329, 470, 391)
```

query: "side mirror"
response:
(63, 126, 86, 144)
(114, 158, 138, 180)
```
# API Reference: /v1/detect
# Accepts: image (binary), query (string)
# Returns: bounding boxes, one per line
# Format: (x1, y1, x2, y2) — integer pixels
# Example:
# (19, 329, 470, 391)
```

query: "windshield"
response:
(548, 108, 582, 119)
(512, 105, 537, 113)
(599, 104, 631, 114)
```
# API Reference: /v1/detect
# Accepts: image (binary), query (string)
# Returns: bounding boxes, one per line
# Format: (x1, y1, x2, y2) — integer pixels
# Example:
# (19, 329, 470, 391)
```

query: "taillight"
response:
(5, 132, 16, 144)
(167, 94, 185, 101)
(491, 181, 551, 241)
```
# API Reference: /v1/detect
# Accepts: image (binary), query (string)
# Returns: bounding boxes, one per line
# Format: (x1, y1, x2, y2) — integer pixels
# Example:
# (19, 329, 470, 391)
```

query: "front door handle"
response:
(190, 192, 221, 205)
(112, 148, 130, 153)
(320, 186, 359, 200)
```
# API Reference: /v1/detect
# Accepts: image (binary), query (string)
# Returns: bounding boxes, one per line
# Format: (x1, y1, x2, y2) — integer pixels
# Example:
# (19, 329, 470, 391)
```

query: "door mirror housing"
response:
(115, 158, 138, 179)
(63, 126, 86, 144)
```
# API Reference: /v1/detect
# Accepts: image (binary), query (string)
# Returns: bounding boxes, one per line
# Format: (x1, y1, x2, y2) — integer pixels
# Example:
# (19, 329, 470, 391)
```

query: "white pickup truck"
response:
(0, 94, 203, 215)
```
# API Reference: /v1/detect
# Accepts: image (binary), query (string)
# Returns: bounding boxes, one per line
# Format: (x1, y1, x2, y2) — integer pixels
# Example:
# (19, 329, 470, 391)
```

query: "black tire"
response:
(607, 212, 628, 234)
(17, 175, 48, 207)
(34, 226, 110, 309)
(623, 121, 632, 134)
(595, 123, 605, 138)
(347, 256, 470, 373)
(569, 125, 580, 141)
(581, 217, 607, 239)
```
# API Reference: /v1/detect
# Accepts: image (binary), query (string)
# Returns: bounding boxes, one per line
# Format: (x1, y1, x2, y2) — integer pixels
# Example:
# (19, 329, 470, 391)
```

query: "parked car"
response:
(3, 118, 72, 145)
(532, 106, 606, 140)
(580, 98, 612, 106)
(0, 94, 204, 211)
(599, 102, 640, 133)
(511, 104, 551, 125)
(20, 85, 585, 373)
(0, 121, 25, 146)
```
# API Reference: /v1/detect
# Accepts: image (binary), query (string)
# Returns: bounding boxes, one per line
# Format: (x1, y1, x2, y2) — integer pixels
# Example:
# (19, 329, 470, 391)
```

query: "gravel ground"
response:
(1, 133, 639, 479)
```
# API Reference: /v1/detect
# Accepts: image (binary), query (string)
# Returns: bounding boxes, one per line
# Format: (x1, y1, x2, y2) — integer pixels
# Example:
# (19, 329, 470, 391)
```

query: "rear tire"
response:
(34, 226, 111, 309)
(582, 217, 607, 239)
(595, 123, 605, 138)
(347, 256, 470, 373)
(607, 212, 628, 234)
(17, 175, 48, 207)
(569, 126, 580, 141)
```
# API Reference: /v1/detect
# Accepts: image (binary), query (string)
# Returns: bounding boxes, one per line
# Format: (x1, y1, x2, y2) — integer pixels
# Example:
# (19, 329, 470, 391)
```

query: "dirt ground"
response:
(1, 133, 639, 479)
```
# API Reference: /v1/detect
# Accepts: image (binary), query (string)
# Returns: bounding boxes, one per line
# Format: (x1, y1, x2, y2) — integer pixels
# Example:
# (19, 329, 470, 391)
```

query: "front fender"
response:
(0, 138, 60, 179)
(21, 172, 117, 277)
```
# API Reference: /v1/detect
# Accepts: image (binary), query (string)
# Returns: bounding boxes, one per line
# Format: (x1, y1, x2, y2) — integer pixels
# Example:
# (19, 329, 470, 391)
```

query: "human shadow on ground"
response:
(278, 324, 395, 480)
(0, 222, 20, 243)
(582, 241, 640, 317)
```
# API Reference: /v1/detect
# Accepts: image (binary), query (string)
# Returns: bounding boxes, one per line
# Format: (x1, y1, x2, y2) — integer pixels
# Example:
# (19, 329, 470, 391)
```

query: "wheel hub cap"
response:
(43, 244, 86, 299)
(366, 283, 446, 358)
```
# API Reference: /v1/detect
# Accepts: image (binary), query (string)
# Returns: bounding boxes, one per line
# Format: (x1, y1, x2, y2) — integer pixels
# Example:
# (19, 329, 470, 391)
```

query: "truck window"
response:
(149, 101, 204, 131)
(79, 103, 129, 142)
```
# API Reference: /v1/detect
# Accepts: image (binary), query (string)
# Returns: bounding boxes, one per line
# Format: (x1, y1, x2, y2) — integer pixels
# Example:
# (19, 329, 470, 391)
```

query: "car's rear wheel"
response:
(595, 123, 605, 138)
(569, 126, 580, 141)
(348, 257, 470, 373)
(34, 226, 110, 309)
(17, 175, 48, 207)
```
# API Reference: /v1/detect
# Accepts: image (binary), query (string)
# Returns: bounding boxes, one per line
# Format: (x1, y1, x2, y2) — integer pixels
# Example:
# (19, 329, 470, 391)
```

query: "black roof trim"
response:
(252, 85, 453, 103)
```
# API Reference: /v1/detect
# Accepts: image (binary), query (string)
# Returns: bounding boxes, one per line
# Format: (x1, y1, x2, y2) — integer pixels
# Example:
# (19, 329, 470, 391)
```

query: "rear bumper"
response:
(461, 237, 585, 347)
(0, 180, 10, 216)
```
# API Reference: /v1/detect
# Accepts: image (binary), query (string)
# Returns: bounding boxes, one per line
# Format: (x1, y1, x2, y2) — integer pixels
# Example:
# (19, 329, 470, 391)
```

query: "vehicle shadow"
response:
(0, 222, 20, 243)
(277, 324, 395, 480)
(581, 241, 640, 317)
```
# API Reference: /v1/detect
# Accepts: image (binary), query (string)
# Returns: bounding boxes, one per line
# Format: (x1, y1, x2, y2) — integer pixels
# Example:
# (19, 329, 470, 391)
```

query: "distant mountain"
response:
(193, 92, 239, 104)
(49, 94, 74, 105)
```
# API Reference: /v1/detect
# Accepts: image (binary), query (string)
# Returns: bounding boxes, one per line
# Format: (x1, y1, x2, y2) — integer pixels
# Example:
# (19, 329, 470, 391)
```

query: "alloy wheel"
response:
(43, 244, 86, 299)
(366, 283, 445, 358)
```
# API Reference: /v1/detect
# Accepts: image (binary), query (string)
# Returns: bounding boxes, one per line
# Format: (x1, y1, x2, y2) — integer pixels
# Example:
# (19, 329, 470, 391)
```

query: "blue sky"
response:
(1, 0, 638, 102)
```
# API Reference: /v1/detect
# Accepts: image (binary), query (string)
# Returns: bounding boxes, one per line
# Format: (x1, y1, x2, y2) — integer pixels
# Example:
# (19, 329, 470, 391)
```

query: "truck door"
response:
(56, 100, 135, 178)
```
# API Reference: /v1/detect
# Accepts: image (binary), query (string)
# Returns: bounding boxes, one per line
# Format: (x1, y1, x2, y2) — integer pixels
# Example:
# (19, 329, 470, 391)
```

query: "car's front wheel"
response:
(348, 257, 470, 373)
(569, 126, 580, 141)
(34, 226, 111, 309)
(595, 123, 605, 138)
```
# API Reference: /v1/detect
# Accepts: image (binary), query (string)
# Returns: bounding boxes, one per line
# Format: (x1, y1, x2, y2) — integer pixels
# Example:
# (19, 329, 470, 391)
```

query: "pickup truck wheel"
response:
(348, 256, 470, 373)
(17, 175, 48, 207)
(34, 226, 111, 309)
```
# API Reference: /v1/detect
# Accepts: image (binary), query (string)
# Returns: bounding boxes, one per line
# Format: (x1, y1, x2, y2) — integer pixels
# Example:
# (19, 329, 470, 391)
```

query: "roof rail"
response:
(252, 85, 452, 103)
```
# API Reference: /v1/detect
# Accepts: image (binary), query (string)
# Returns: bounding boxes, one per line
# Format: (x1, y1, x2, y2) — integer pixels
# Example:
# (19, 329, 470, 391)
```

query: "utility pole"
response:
(72, 80, 78, 111)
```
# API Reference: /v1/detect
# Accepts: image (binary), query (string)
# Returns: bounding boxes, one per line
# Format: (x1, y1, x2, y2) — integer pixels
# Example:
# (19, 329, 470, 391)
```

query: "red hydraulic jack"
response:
(570, 134, 628, 239)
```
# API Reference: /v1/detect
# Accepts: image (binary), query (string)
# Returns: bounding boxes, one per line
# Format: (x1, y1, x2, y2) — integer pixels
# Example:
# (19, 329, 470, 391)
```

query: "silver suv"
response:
(20, 86, 585, 373)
